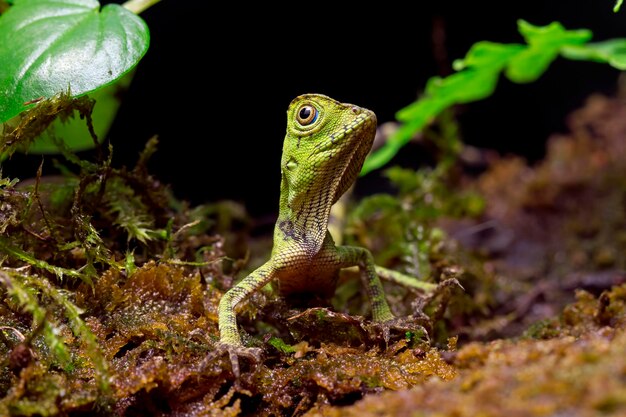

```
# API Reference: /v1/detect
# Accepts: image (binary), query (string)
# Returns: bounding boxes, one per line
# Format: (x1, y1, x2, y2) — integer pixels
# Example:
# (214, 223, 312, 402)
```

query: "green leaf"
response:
(517, 20, 592, 47)
(506, 47, 559, 83)
(267, 337, 296, 354)
(362, 20, 618, 175)
(507, 20, 592, 83)
(452, 41, 525, 71)
(361, 140, 402, 176)
(361, 121, 418, 175)
(615, 0, 623, 12)
(397, 70, 500, 122)
(363, 69, 502, 175)
(396, 91, 446, 123)
(430, 69, 501, 105)
(0, 0, 150, 123)
(562, 39, 626, 70)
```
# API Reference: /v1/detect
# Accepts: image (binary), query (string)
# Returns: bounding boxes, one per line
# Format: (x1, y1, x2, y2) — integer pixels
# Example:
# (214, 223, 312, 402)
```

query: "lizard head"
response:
(281, 94, 377, 211)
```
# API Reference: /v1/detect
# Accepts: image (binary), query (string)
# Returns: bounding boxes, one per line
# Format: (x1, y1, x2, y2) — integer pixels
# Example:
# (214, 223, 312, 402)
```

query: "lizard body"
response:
(218, 94, 435, 358)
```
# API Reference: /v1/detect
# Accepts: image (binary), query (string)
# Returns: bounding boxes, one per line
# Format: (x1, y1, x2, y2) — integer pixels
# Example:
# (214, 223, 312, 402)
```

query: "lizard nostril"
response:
(351, 106, 360, 114)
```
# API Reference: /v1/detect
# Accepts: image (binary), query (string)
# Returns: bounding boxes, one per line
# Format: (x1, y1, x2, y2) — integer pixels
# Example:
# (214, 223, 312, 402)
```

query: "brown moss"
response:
(436, 94, 626, 340)
(306, 284, 626, 417)
(4, 94, 626, 416)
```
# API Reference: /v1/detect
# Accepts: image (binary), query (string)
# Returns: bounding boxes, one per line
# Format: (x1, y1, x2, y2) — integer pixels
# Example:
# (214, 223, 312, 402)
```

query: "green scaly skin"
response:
(217, 94, 435, 367)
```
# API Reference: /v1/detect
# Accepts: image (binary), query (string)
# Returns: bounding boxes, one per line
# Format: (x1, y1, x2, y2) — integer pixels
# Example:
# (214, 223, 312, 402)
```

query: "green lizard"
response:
(217, 94, 436, 373)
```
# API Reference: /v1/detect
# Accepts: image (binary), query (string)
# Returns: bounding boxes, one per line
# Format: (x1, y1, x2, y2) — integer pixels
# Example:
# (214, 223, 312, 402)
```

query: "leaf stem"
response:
(123, 0, 162, 15)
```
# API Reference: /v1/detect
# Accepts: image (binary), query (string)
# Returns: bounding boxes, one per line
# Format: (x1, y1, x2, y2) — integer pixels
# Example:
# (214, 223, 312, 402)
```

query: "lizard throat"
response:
(275, 114, 375, 255)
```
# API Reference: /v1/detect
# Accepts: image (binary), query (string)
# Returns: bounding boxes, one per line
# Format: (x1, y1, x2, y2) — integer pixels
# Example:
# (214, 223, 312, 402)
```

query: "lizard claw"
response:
(199, 342, 263, 378)
(368, 315, 431, 346)
(438, 277, 464, 292)
(220, 343, 263, 377)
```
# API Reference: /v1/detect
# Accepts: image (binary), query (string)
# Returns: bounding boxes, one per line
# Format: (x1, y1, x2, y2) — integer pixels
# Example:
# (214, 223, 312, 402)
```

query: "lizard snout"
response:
(346, 104, 377, 125)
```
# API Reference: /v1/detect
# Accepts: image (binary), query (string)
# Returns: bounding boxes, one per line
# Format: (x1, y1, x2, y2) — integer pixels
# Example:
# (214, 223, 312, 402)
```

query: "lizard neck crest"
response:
(273, 94, 377, 255)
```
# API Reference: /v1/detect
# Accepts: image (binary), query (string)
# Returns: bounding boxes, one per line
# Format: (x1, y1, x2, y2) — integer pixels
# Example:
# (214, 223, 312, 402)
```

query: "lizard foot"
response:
(220, 343, 263, 377)
(438, 277, 464, 292)
(368, 315, 431, 346)
(200, 343, 263, 378)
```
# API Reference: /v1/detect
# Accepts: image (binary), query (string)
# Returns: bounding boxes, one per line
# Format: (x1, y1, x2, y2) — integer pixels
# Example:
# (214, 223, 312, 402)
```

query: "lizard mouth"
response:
(317, 107, 377, 204)
(313, 110, 376, 155)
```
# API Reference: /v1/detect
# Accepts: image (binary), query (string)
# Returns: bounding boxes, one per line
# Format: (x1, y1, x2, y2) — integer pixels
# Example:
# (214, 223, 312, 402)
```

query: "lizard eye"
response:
(296, 105, 318, 126)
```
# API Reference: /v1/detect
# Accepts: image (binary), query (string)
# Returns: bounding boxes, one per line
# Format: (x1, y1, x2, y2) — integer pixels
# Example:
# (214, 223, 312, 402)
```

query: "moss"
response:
(306, 284, 626, 417)
(0, 137, 455, 415)
(3, 94, 626, 416)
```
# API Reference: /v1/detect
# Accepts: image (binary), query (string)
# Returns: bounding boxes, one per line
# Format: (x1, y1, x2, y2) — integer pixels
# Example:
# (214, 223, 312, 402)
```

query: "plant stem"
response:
(123, 0, 162, 15)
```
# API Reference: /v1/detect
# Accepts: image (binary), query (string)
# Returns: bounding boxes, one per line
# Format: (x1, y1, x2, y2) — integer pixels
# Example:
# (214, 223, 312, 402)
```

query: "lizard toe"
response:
(368, 315, 431, 345)
(198, 342, 263, 378)
(219, 343, 263, 377)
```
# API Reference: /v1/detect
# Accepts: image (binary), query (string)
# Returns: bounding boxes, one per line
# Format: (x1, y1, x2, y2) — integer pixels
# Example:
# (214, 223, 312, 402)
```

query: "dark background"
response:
(8, 2, 626, 220)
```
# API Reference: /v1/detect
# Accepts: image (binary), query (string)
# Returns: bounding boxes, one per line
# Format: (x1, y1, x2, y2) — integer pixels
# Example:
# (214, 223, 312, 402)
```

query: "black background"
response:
(6, 2, 626, 219)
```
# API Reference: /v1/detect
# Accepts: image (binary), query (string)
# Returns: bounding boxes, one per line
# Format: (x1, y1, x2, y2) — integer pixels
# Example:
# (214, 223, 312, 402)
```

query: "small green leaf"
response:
(365, 69, 500, 175)
(517, 20, 592, 47)
(361, 121, 420, 175)
(125, 250, 137, 277)
(394, 65, 508, 147)
(452, 41, 525, 71)
(0, 0, 150, 123)
(506, 47, 559, 83)
(362, 20, 619, 175)
(507, 20, 593, 83)
(397, 70, 498, 123)
(427, 69, 501, 105)
(396, 91, 446, 123)
(267, 336, 296, 354)
(361, 140, 402, 176)
(615, 0, 623, 12)
(562, 39, 626, 70)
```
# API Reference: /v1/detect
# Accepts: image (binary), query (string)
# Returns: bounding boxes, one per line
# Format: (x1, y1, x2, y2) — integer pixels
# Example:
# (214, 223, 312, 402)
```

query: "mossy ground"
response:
(1, 94, 626, 416)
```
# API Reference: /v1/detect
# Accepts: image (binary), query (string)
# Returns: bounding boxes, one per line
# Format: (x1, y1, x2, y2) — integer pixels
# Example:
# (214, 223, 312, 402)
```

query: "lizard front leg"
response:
(336, 245, 429, 343)
(217, 261, 275, 375)
(336, 245, 394, 322)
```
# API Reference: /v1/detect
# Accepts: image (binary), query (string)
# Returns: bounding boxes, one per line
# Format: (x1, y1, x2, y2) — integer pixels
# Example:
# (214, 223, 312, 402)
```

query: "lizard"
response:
(217, 94, 437, 374)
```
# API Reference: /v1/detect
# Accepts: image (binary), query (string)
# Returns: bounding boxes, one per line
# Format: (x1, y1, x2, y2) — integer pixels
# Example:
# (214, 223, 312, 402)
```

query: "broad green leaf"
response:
(562, 39, 626, 70)
(0, 0, 149, 123)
